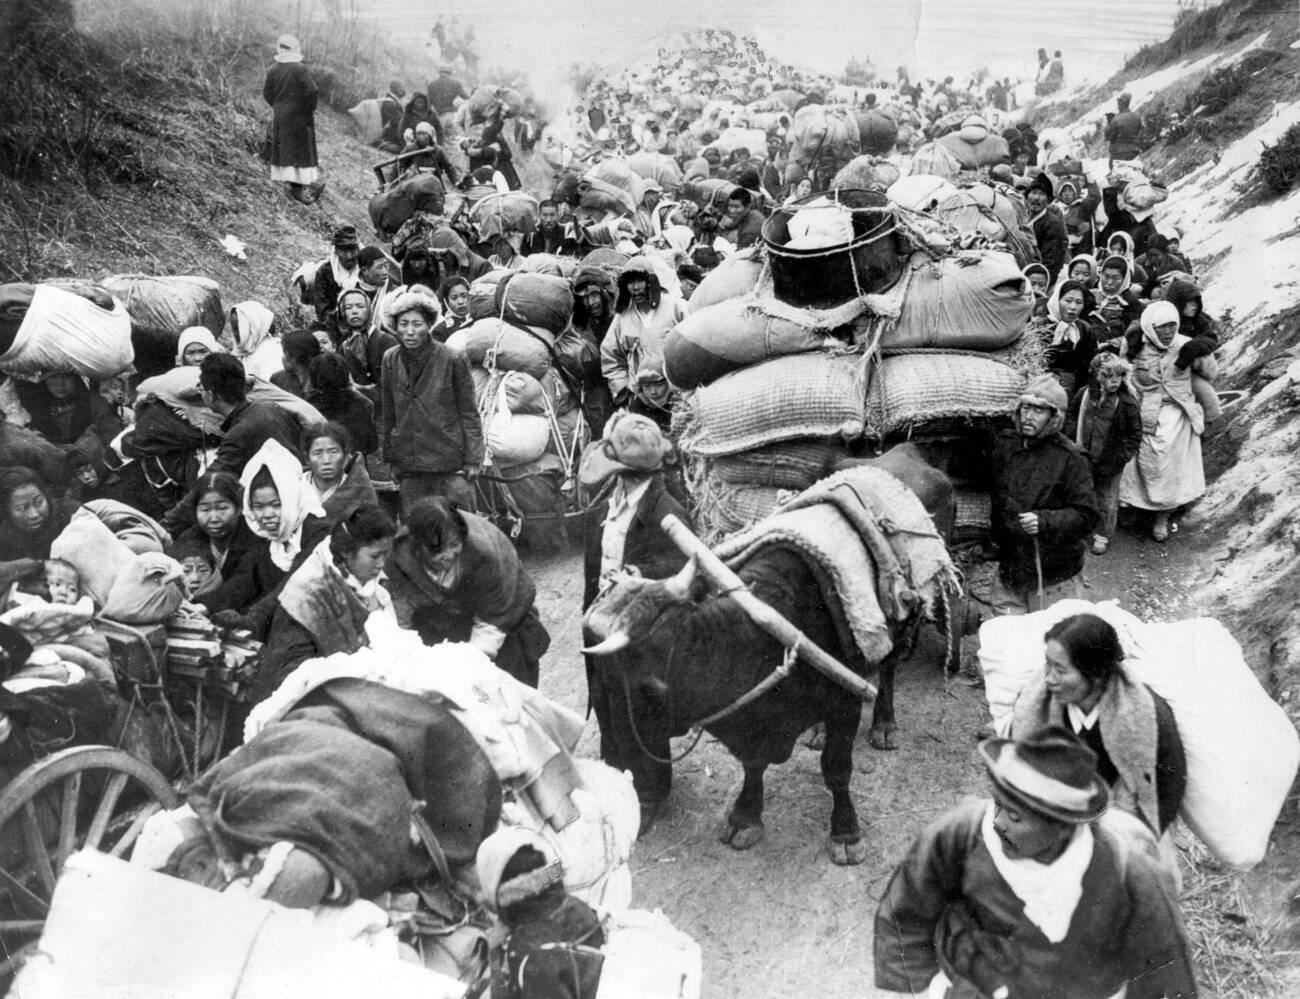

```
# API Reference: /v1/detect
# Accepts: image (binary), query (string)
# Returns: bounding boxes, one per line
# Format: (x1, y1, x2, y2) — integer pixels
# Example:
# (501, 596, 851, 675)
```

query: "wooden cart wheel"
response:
(0, 745, 179, 979)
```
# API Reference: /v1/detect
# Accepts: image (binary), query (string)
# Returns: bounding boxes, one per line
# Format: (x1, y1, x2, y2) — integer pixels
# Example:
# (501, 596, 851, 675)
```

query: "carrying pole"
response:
(659, 514, 877, 702)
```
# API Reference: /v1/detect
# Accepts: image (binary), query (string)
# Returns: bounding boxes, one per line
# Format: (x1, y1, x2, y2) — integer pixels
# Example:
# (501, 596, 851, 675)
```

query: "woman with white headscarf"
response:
(1118, 300, 1217, 541)
(262, 34, 322, 203)
(228, 300, 282, 381)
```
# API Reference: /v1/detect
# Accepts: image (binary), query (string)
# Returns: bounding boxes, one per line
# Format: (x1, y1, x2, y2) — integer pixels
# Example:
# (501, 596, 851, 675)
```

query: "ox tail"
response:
(929, 566, 965, 676)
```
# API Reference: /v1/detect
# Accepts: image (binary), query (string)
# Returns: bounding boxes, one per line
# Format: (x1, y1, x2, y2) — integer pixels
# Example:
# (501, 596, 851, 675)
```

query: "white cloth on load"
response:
(977, 599, 1300, 870)
(593, 907, 703, 999)
(3, 284, 133, 379)
(784, 198, 854, 249)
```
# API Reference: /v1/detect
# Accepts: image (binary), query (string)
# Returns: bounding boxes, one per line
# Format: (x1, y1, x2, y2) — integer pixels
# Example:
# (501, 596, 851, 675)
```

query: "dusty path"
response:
(524, 519, 1205, 998)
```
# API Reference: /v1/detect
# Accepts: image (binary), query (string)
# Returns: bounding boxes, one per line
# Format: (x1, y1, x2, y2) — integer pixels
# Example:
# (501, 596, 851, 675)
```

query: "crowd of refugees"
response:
(0, 26, 1229, 998)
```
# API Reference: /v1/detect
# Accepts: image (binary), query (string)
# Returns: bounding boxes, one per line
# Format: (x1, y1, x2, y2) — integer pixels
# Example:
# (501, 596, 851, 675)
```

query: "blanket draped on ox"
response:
(713, 465, 959, 664)
(188, 677, 501, 901)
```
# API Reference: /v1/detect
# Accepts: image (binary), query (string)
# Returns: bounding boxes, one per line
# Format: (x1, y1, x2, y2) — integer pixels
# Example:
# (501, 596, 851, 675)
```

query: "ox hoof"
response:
(868, 723, 898, 751)
(637, 799, 665, 838)
(829, 836, 868, 866)
(719, 821, 765, 850)
(801, 723, 827, 751)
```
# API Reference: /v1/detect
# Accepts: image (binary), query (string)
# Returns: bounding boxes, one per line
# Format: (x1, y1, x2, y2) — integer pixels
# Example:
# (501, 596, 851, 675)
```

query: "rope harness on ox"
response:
(623, 639, 802, 765)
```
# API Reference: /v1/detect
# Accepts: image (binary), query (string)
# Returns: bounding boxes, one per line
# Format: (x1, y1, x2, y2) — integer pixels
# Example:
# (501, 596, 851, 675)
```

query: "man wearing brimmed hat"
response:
(988, 374, 1098, 616)
(312, 225, 362, 327)
(875, 726, 1197, 998)
(579, 412, 690, 828)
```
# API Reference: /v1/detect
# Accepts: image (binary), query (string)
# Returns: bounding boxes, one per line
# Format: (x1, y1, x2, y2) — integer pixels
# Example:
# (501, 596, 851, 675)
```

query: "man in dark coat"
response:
(1026, 172, 1069, 283)
(989, 375, 1099, 614)
(520, 200, 578, 256)
(387, 498, 549, 687)
(874, 726, 1198, 999)
(313, 225, 361, 327)
(1105, 93, 1144, 165)
(579, 413, 691, 829)
(160, 355, 304, 534)
(427, 65, 469, 140)
(379, 289, 483, 514)
(262, 34, 321, 203)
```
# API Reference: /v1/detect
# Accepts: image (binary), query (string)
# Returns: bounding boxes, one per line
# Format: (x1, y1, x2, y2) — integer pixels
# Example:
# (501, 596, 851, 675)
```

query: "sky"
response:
(376, 0, 1192, 88)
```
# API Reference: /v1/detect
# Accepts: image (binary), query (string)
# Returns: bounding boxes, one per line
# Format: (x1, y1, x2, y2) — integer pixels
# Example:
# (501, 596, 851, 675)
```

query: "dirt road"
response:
(524, 521, 1205, 998)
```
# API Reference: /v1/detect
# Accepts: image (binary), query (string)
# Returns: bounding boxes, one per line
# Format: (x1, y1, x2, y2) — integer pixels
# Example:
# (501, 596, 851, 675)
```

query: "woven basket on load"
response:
(760, 188, 907, 310)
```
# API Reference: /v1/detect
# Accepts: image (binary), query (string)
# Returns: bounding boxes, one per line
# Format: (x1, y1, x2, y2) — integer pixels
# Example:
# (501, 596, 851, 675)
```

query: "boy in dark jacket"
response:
(990, 375, 1099, 614)
(1066, 354, 1142, 555)
(379, 289, 483, 514)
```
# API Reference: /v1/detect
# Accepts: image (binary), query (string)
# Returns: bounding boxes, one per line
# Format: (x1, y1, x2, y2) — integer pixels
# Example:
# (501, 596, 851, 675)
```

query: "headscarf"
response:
(1139, 300, 1180, 350)
(274, 34, 303, 64)
(240, 439, 325, 571)
(1104, 230, 1136, 263)
(230, 301, 276, 358)
(175, 327, 221, 366)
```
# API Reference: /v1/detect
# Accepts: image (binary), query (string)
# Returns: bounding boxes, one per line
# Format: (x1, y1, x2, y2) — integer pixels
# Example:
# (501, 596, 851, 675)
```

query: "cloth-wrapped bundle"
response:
(876, 251, 1032, 352)
(685, 251, 764, 313)
(468, 271, 574, 335)
(446, 320, 555, 380)
(625, 151, 684, 192)
(0, 283, 134, 380)
(100, 274, 223, 377)
(790, 104, 860, 170)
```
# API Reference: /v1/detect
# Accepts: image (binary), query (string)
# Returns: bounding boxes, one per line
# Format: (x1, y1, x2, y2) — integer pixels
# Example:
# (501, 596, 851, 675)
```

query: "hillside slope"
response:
(0, 1, 390, 320)
(1035, 0, 1300, 977)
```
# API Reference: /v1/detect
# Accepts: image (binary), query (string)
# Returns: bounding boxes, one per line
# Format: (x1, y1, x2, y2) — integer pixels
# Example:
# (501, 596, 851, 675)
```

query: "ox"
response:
(583, 445, 955, 865)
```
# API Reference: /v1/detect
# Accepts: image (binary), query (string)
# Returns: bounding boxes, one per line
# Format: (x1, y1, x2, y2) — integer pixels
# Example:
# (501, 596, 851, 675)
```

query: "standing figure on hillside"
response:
(1120, 301, 1217, 542)
(263, 34, 322, 204)
(1105, 93, 1144, 167)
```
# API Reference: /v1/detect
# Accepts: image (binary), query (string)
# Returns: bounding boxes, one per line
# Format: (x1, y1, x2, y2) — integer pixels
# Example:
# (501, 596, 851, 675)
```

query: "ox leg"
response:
(822, 704, 867, 866)
(719, 764, 766, 850)
(868, 617, 921, 751)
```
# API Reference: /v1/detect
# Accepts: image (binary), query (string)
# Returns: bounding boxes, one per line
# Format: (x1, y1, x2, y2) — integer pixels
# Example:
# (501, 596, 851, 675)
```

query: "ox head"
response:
(582, 556, 699, 656)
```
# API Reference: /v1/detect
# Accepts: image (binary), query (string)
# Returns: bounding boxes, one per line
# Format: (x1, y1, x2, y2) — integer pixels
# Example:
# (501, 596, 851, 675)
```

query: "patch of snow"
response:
(1157, 100, 1300, 329)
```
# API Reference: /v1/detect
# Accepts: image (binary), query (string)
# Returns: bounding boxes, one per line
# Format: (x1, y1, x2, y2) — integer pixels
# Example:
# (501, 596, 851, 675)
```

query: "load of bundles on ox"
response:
(13, 629, 702, 998)
(668, 187, 1040, 546)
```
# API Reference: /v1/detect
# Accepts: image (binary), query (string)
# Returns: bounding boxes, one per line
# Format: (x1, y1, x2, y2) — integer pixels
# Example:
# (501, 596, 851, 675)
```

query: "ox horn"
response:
(582, 632, 630, 656)
(662, 554, 698, 601)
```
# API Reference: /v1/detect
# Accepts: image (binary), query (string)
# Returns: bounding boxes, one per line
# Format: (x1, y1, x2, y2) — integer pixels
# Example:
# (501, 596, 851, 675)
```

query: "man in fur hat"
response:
(988, 375, 1099, 615)
(875, 725, 1197, 998)
(1026, 172, 1069, 284)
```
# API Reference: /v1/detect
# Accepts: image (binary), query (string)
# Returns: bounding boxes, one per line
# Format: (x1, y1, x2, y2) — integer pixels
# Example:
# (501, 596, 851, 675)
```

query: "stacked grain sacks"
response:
(666, 191, 1041, 544)
(445, 271, 589, 546)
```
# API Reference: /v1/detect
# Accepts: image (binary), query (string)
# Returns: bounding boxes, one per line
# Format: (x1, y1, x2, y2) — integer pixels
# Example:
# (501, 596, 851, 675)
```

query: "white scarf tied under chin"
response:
(980, 802, 1093, 943)
(240, 439, 326, 571)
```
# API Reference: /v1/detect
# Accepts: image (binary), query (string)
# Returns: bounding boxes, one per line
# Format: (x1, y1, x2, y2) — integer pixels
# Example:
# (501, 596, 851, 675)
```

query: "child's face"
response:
(179, 556, 214, 598)
(45, 566, 80, 605)
(73, 463, 99, 489)
(1027, 273, 1049, 297)
(1099, 371, 1125, 395)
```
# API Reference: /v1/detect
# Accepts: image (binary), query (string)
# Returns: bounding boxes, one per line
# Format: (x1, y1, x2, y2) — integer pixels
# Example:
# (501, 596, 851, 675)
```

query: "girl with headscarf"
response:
(1040, 279, 1097, 395)
(175, 327, 222, 367)
(229, 300, 282, 381)
(1119, 300, 1216, 542)
(16, 372, 122, 457)
(206, 439, 329, 634)
(256, 504, 397, 705)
